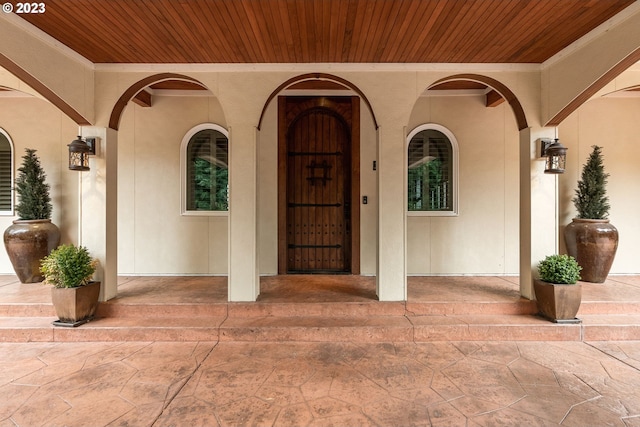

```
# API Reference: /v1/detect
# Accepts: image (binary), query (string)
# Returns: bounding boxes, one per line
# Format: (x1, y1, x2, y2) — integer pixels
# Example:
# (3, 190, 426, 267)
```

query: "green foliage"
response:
(573, 145, 610, 219)
(193, 158, 228, 210)
(40, 244, 96, 288)
(407, 167, 420, 210)
(427, 158, 443, 186)
(538, 254, 582, 284)
(15, 148, 52, 220)
(408, 159, 444, 211)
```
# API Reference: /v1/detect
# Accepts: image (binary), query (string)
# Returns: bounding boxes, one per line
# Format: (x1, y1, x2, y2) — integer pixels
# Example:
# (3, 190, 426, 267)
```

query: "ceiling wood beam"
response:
(486, 90, 505, 107)
(287, 80, 349, 90)
(150, 81, 206, 90)
(132, 90, 152, 108)
(430, 81, 487, 90)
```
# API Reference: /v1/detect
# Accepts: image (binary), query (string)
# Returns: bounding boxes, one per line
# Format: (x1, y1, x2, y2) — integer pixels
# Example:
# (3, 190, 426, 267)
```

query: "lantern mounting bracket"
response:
(539, 138, 556, 158)
(84, 137, 97, 155)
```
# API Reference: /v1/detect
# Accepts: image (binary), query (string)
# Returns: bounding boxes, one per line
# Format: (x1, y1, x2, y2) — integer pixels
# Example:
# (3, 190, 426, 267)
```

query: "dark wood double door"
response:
(278, 96, 360, 274)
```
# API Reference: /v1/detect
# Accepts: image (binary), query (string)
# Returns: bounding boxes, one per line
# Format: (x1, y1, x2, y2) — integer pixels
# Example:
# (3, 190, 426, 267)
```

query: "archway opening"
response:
(406, 74, 527, 291)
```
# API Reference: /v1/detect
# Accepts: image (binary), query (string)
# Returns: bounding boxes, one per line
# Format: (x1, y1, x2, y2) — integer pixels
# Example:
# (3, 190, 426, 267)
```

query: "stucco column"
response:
(377, 125, 406, 301)
(519, 127, 558, 299)
(228, 125, 259, 301)
(79, 126, 118, 301)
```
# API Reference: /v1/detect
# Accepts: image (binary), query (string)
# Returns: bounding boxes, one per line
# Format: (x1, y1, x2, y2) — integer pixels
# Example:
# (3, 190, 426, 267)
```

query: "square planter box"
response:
(51, 281, 101, 327)
(533, 279, 581, 323)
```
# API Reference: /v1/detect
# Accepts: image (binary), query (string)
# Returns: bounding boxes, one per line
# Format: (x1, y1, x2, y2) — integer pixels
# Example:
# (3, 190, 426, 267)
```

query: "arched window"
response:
(180, 124, 229, 215)
(407, 124, 458, 216)
(0, 129, 14, 215)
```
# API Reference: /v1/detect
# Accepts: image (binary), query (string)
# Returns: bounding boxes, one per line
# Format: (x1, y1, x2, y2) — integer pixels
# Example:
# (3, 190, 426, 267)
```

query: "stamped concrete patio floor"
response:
(2, 275, 640, 426)
(2, 340, 640, 426)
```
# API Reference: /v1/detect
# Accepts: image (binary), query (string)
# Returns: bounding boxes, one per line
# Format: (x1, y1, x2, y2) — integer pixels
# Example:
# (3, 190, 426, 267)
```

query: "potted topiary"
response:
(564, 145, 618, 283)
(3, 148, 60, 283)
(534, 254, 582, 323)
(40, 244, 99, 327)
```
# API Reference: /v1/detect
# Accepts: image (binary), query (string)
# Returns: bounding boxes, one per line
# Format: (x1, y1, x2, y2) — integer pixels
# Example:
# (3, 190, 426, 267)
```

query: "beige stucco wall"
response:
(257, 102, 278, 274)
(94, 70, 392, 280)
(1, 66, 638, 279)
(541, 3, 640, 125)
(559, 96, 640, 274)
(112, 73, 523, 277)
(406, 95, 521, 275)
(0, 14, 94, 124)
(90, 68, 548, 283)
(0, 3, 637, 297)
(0, 96, 79, 272)
(117, 95, 228, 274)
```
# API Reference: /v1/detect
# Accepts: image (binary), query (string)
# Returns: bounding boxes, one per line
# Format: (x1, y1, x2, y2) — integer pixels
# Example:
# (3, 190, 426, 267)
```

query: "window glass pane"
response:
(0, 133, 12, 212)
(186, 129, 228, 211)
(408, 129, 452, 211)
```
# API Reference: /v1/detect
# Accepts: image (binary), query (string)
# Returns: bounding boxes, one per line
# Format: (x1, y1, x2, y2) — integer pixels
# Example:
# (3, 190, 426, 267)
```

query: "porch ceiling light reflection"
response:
(541, 138, 568, 174)
(408, 156, 435, 169)
(197, 155, 228, 169)
(68, 136, 91, 171)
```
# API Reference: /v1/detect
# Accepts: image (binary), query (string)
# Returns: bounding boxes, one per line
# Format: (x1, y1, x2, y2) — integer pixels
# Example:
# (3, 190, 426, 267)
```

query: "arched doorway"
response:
(277, 96, 360, 274)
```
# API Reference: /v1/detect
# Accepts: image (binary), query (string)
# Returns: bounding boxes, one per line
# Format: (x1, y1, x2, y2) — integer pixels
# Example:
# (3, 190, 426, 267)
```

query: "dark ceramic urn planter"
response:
(3, 219, 60, 283)
(564, 219, 618, 283)
(51, 281, 101, 327)
(533, 279, 582, 323)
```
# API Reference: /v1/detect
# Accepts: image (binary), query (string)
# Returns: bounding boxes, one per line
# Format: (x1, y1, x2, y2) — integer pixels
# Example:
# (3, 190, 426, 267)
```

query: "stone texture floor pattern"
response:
(2, 340, 640, 426)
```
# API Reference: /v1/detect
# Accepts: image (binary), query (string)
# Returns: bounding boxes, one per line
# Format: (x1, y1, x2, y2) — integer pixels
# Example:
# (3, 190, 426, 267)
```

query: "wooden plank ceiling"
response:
(19, 0, 634, 64)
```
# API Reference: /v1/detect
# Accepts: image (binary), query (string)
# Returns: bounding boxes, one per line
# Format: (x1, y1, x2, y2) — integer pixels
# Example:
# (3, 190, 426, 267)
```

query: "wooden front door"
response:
(278, 96, 360, 274)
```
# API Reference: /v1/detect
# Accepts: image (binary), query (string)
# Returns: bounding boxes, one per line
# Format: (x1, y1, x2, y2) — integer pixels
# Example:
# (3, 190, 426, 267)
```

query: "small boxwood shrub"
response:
(40, 244, 96, 288)
(538, 254, 582, 284)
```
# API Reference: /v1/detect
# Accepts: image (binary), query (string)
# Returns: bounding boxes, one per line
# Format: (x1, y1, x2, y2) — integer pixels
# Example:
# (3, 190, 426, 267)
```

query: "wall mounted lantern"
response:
(68, 136, 96, 171)
(540, 138, 568, 174)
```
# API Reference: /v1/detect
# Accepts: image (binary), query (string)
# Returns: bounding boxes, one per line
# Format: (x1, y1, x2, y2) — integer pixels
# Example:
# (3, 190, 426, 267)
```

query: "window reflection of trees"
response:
(187, 129, 228, 211)
(408, 130, 452, 211)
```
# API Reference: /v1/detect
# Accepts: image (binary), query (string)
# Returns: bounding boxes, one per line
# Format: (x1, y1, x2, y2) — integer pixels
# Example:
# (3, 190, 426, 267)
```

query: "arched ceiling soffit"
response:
(128, 80, 208, 109)
(0, 85, 34, 96)
(257, 73, 378, 130)
(0, 52, 91, 125)
(108, 73, 209, 131)
(546, 47, 640, 126)
(428, 74, 528, 131)
(600, 85, 640, 97)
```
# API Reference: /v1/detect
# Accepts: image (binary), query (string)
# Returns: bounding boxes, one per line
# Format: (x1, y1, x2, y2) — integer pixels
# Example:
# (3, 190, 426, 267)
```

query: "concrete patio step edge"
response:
(4, 299, 638, 318)
(1, 314, 639, 342)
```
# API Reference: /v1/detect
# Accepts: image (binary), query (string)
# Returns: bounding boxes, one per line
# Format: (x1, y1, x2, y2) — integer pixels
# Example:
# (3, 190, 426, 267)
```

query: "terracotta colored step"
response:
(0, 316, 55, 342)
(3, 313, 640, 343)
(0, 303, 55, 317)
(409, 315, 582, 341)
(219, 315, 414, 342)
(581, 314, 640, 340)
(12, 299, 640, 320)
(51, 316, 223, 342)
(96, 302, 227, 318)
(406, 300, 537, 315)
(578, 301, 640, 314)
(0, 316, 224, 342)
(228, 301, 406, 317)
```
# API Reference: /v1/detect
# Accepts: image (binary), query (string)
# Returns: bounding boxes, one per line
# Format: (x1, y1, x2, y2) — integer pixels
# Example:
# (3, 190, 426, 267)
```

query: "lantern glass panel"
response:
(544, 153, 566, 174)
(69, 151, 89, 171)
